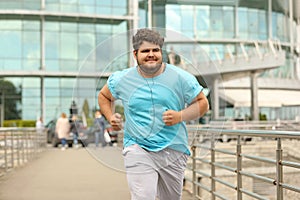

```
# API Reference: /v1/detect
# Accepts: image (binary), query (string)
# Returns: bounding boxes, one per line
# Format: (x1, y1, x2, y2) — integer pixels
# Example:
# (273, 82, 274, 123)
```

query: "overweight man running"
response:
(98, 28, 209, 200)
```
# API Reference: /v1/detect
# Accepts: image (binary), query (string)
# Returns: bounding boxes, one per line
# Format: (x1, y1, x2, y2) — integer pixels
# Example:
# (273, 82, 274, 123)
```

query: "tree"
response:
(115, 104, 124, 121)
(0, 79, 21, 120)
(82, 99, 90, 118)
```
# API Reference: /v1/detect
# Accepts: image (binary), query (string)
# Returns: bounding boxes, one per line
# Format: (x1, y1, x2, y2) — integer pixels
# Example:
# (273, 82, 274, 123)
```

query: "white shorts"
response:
(122, 144, 188, 200)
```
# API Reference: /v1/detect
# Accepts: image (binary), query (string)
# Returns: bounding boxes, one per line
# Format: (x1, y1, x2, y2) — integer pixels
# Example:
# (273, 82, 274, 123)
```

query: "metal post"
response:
(192, 146, 197, 199)
(11, 131, 14, 168)
(26, 131, 29, 161)
(17, 131, 20, 166)
(212, 78, 219, 120)
(211, 133, 216, 200)
(250, 72, 259, 121)
(276, 138, 283, 200)
(4, 133, 8, 172)
(21, 130, 25, 164)
(237, 135, 242, 200)
(0, 92, 4, 127)
(34, 130, 38, 156)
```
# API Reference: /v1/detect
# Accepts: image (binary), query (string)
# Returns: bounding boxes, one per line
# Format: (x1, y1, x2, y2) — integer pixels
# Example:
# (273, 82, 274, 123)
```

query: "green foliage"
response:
(4, 120, 35, 127)
(82, 99, 90, 118)
(259, 113, 267, 121)
(115, 105, 125, 121)
(86, 117, 93, 127)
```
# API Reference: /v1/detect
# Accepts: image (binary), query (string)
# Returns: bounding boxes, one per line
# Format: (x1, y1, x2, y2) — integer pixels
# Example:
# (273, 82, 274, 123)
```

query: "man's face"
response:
(134, 41, 163, 74)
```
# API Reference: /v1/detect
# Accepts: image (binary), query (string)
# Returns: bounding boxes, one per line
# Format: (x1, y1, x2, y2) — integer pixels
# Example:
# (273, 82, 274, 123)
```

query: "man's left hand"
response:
(162, 110, 182, 126)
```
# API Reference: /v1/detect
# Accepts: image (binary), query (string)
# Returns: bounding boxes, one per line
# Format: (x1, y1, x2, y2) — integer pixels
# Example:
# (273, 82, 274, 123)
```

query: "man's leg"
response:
(155, 149, 188, 200)
(94, 132, 99, 147)
(100, 131, 106, 147)
(123, 144, 158, 200)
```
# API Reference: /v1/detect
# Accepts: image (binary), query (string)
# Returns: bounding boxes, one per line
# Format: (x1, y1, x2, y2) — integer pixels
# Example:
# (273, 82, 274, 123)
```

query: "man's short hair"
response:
(132, 28, 164, 50)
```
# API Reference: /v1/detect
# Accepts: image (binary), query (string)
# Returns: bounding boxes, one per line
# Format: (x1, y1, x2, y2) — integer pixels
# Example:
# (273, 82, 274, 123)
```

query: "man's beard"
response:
(138, 63, 162, 75)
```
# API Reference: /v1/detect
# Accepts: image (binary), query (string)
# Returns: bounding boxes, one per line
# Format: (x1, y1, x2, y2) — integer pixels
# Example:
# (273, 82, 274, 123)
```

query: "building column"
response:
(129, 0, 139, 31)
(40, 3, 45, 122)
(152, 1, 166, 29)
(0, 92, 4, 127)
(250, 72, 259, 121)
(147, 0, 152, 27)
(41, 78, 45, 121)
(268, 0, 272, 39)
(296, 24, 300, 79)
(212, 78, 219, 120)
(127, 0, 139, 68)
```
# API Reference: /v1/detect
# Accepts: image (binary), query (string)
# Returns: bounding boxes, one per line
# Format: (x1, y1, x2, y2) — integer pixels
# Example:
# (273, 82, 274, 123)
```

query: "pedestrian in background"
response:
(93, 110, 106, 148)
(36, 116, 45, 147)
(98, 28, 209, 200)
(70, 114, 80, 149)
(35, 116, 44, 133)
(55, 112, 70, 151)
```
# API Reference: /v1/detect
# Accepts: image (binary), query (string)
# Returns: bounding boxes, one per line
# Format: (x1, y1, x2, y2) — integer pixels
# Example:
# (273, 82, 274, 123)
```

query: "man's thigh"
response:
(123, 144, 158, 200)
(156, 149, 188, 200)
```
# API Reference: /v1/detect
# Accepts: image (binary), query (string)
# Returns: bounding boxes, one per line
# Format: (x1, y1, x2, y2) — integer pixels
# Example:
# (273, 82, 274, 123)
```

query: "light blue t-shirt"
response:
(107, 63, 203, 155)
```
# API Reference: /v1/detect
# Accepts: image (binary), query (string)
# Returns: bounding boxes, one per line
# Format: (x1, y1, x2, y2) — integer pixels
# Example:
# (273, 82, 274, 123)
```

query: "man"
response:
(93, 110, 106, 147)
(98, 28, 209, 200)
(70, 115, 80, 149)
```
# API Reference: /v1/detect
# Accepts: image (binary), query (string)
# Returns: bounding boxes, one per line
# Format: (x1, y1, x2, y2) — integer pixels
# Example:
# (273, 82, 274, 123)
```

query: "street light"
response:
(69, 100, 78, 117)
(0, 92, 4, 127)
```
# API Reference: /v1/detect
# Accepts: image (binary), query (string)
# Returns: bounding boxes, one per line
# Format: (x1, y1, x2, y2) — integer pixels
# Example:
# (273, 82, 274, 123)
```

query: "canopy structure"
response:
(220, 89, 300, 107)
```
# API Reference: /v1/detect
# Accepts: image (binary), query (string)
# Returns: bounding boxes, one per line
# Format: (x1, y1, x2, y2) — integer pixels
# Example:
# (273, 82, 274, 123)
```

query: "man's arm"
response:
(98, 84, 122, 130)
(163, 91, 209, 126)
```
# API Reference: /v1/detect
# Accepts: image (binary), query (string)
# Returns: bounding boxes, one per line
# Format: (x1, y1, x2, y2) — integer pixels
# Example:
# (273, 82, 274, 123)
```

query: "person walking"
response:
(35, 116, 45, 147)
(70, 115, 80, 149)
(55, 112, 70, 151)
(98, 28, 209, 200)
(93, 110, 106, 148)
(35, 116, 44, 133)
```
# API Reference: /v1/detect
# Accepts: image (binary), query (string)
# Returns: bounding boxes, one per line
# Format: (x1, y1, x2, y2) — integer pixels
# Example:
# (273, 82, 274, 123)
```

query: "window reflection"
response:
(45, 0, 127, 15)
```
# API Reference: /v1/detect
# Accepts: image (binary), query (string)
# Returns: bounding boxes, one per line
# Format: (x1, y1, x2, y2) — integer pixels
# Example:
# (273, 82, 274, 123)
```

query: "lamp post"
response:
(0, 92, 4, 127)
(69, 100, 78, 117)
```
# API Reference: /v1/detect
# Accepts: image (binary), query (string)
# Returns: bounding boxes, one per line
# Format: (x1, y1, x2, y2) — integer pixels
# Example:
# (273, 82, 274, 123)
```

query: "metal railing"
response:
(185, 126, 300, 200)
(0, 128, 47, 176)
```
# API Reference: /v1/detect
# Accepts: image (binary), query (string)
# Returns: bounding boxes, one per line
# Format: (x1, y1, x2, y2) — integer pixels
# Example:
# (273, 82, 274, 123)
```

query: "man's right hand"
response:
(110, 113, 123, 131)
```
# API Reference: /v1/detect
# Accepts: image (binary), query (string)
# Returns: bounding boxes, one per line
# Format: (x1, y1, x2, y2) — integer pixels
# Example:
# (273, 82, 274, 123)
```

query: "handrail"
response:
(0, 128, 47, 176)
(185, 126, 300, 200)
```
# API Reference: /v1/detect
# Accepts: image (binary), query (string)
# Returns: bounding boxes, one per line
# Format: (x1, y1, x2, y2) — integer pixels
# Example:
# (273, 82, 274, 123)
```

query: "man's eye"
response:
(141, 49, 150, 53)
(140, 48, 160, 53)
(152, 48, 160, 52)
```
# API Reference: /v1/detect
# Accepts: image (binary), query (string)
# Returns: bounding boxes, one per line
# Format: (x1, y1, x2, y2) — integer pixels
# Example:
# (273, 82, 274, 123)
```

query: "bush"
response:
(3, 120, 35, 127)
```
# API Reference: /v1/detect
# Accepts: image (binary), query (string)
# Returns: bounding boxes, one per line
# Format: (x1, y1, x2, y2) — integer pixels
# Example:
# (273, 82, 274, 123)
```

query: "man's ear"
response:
(133, 50, 138, 58)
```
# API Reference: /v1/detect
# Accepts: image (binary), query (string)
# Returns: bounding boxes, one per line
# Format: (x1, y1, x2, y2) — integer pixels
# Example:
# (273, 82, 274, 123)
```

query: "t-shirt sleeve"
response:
(107, 71, 121, 99)
(182, 73, 203, 105)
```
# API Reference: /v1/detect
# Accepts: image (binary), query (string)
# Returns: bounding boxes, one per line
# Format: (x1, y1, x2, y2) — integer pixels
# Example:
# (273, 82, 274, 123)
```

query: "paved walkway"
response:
(0, 145, 192, 200)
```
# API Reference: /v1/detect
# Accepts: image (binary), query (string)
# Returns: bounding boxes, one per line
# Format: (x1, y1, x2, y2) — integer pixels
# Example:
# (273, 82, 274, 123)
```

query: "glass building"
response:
(0, 0, 299, 124)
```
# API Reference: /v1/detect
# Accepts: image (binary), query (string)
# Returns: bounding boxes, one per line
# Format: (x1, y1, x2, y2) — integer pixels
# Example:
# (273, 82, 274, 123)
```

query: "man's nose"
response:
(148, 51, 154, 56)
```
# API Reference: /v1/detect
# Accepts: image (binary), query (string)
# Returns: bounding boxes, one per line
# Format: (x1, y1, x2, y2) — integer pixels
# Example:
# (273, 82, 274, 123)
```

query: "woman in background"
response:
(55, 112, 70, 151)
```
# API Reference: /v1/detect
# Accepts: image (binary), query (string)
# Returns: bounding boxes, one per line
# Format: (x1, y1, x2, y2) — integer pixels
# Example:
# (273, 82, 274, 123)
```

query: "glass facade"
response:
(165, 4, 295, 80)
(0, 0, 299, 123)
(0, 20, 40, 71)
(0, 0, 129, 122)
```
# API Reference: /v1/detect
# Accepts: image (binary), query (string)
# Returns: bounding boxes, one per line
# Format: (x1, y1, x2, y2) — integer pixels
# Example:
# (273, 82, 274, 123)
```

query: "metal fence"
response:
(185, 126, 300, 200)
(0, 128, 47, 176)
